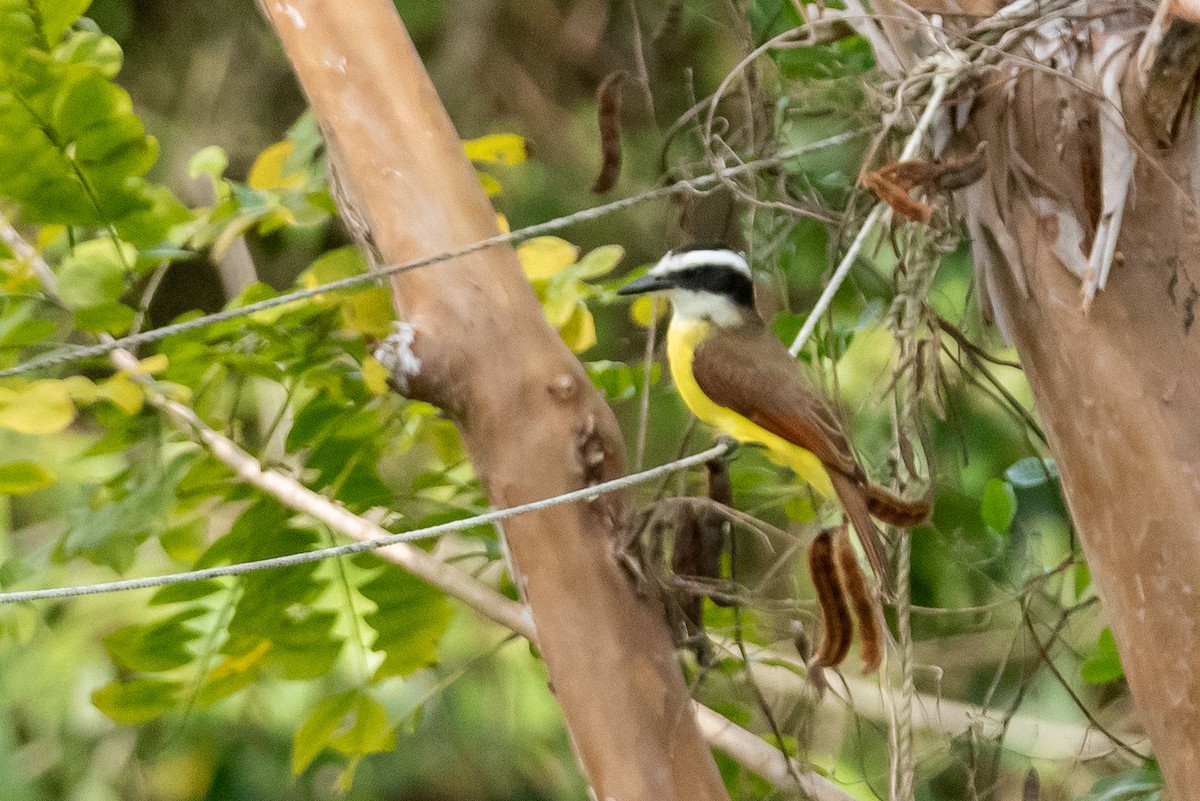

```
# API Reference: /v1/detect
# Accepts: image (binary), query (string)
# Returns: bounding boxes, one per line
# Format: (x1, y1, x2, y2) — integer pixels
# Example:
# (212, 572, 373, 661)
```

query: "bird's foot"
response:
(712, 434, 739, 458)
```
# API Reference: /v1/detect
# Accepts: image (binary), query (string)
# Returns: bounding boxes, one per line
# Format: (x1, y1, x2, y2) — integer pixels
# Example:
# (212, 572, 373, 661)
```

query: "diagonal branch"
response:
(0, 210, 855, 800)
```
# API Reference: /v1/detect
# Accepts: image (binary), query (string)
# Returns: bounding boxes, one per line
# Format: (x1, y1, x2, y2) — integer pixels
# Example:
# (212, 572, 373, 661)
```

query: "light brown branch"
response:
(257, 2, 726, 798)
(118, 340, 843, 794)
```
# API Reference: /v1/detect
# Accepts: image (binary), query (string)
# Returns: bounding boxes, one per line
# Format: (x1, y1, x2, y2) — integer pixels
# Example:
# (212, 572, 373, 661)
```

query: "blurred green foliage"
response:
(0, 1, 1155, 800)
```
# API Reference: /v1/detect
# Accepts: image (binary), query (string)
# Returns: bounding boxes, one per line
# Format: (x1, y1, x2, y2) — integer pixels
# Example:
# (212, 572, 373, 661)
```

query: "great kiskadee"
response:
(618, 244, 929, 583)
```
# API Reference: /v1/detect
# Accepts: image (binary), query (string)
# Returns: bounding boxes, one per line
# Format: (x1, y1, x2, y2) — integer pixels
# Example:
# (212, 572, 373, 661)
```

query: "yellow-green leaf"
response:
(97, 374, 145, 415)
(517, 236, 579, 281)
(248, 140, 306, 190)
(476, 171, 502, 196)
(630, 295, 664, 327)
(299, 247, 394, 337)
(188, 145, 228, 182)
(62, 375, 99, 404)
(298, 246, 368, 292)
(195, 640, 271, 708)
(542, 280, 580, 327)
(57, 239, 136, 309)
(559, 304, 597, 353)
(0, 380, 76, 434)
(463, 133, 527, 166)
(131, 353, 169, 375)
(361, 357, 392, 395)
(92, 678, 181, 725)
(293, 691, 395, 776)
(0, 461, 55, 494)
(328, 694, 394, 757)
(575, 244, 624, 279)
(294, 690, 357, 775)
(342, 289, 395, 338)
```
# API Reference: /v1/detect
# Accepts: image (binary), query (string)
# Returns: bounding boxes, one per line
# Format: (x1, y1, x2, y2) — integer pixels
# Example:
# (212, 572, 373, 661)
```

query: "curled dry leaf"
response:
(670, 460, 732, 640)
(591, 71, 625, 194)
(834, 530, 883, 673)
(863, 142, 989, 223)
(671, 504, 706, 634)
(861, 169, 934, 223)
(809, 528, 852, 667)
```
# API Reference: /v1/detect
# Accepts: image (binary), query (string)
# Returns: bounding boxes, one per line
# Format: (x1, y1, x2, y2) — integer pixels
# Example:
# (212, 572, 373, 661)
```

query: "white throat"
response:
(667, 288, 745, 328)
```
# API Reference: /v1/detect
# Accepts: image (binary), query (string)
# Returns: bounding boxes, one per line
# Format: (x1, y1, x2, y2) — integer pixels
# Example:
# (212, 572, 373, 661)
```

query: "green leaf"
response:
(199, 501, 343, 680)
(1074, 563, 1092, 599)
(195, 641, 270, 707)
(0, 460, 55, 494)
(104, 608, 205, 672)
(574, 244, 624, 279)
(74, 300, 135, 334)
(980, 477, 1016, 534)
(35, 0, 93, 44)
(360, 565, 454, 681)
(297, 246, 394, 338)
(293, 690, 357, 774)
(328, 693, 394, 758)
(1005, 457, 1059, 488)
(60, 450, 193, 572)
(293, 690, 395, 776)
(149, 579, 224, 605)
(0, 16, 185, 244)
(1082, 761, 1162, 801)
(188, 144, 228, 182)
(285, 394, 351, 453)
(92, 677, 181, 724)
(585, 360, 657, 401)
(57, 238, 135, 308)
(1081, 627, 1125, 684)
(55, 29, 122, 77)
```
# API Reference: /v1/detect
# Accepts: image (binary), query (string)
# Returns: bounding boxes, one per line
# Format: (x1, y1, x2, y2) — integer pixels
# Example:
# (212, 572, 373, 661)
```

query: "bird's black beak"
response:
(617, 273, 673, 296)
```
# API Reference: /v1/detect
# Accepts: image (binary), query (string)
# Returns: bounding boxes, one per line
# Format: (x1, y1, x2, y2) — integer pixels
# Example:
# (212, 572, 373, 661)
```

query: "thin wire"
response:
(0, 441, 730, 605)
(0, 133, 862, 381)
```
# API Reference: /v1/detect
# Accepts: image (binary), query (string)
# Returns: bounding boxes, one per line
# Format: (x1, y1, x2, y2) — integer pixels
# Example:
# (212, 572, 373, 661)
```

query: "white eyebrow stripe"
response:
(649, 249, 751, 277)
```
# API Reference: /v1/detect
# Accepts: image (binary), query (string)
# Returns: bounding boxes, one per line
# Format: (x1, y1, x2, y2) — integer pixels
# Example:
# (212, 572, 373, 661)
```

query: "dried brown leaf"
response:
(834, 530, 883, 673)
(861, 170, 934, 223)
(809, 528, 852, 667)
(591, 71, 625, 194)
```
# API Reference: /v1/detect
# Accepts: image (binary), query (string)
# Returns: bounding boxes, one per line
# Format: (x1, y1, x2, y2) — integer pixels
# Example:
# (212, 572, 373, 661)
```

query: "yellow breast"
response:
(666, 317, 835, 498)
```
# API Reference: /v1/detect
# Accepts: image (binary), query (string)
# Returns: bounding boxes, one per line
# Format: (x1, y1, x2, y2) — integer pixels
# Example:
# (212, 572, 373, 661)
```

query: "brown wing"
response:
(691, 321, 864, 479)
(693, 321, 893, 584)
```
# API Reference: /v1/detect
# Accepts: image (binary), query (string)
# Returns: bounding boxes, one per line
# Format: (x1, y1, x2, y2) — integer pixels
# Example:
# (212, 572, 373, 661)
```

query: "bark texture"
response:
(954, 10, 1200, 797)
(258, 2, 728, 798)
(845, 1, 1200, 794)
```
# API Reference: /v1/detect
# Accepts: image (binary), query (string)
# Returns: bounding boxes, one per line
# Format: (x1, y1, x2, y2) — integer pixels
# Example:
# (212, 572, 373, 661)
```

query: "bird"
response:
(618, 243, 930, 585)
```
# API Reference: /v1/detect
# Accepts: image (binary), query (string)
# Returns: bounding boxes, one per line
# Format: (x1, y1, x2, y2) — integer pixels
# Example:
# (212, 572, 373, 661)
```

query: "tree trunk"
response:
(258, 2, 729, 799)
(945, 4, 1200, 796)
(841, 1, 1200, 795)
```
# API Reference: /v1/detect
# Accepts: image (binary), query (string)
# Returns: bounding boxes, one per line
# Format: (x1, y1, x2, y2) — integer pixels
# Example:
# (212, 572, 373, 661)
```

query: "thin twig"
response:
(634, 298, 661, 471)
(789, 55, 959, 357)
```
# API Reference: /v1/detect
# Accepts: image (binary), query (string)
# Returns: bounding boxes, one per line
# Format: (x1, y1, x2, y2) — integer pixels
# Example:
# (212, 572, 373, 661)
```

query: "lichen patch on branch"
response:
(374, 321, 423, 395)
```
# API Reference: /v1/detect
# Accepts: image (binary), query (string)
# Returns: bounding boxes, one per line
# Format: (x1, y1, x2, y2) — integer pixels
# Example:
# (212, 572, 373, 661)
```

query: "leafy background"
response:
(0, 1, 1157, 800)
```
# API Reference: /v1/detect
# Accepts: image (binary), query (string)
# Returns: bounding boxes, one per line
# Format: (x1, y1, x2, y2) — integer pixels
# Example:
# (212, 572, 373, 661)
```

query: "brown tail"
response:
(866, 482, 932, 527)
(828, 470, 890, 588)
